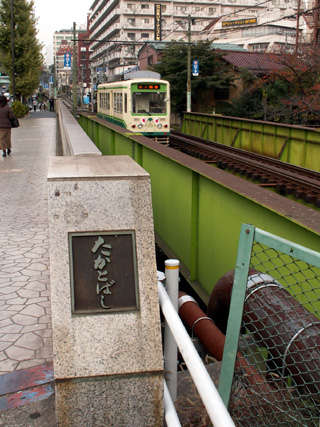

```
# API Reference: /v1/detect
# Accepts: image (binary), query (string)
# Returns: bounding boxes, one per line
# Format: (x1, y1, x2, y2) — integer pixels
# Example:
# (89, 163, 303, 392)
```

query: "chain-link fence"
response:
(218, 224, 320, 427)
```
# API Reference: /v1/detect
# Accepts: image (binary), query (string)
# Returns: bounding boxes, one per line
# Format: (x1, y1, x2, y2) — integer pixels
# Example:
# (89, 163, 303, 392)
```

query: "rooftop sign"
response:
(222, 18, 257, 27)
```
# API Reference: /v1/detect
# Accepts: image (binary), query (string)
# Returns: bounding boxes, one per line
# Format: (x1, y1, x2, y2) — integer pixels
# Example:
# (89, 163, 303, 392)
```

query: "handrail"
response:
(158, 281, 235, 427)
(164, 381, 182, 427)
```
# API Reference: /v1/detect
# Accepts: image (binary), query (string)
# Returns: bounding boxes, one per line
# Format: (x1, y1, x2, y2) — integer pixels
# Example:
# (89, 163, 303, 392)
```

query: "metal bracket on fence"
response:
(282, 321, 320, 378)
(191, 317, 214, 338)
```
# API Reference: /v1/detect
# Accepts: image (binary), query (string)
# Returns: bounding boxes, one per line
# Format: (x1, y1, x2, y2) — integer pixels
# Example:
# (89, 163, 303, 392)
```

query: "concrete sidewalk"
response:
(0, 112, 57, 374)
(0, 112, 58, 425)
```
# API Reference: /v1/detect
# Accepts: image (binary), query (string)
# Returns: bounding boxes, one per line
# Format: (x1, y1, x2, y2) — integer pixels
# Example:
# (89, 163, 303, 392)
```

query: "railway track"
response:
(170, 131, 320, 208)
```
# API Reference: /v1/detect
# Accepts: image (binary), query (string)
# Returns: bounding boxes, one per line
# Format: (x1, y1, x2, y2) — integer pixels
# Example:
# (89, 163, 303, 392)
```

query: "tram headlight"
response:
(138, 124, 143, 129)
(157, 123, 162, 129)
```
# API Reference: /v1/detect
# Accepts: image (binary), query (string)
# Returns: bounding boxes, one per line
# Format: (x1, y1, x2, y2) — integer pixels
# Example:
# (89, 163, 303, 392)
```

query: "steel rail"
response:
(170, 131, 320, 206)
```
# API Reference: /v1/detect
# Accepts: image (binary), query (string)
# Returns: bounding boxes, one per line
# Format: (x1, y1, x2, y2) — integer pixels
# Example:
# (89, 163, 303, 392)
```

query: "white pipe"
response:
(164, 380, 182, 427)
(164, 259, 180, 402)
(158, 281, 236, 427)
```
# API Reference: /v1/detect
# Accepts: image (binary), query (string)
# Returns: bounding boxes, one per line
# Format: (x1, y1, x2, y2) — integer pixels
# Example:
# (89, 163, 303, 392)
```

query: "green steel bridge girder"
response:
(79, 113, 320, 304)
(182, 112, 320, 173)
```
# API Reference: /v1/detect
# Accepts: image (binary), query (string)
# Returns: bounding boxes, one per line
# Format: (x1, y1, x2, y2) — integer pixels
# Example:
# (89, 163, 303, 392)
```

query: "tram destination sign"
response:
(69, 231, 139, 315)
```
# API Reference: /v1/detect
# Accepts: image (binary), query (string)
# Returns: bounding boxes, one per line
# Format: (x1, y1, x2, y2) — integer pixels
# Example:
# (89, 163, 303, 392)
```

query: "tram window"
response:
(107, 93, 110, 110)
(125, 94, 127, 113)
(113, 93, 117, 111)
(119, 93, 123, 113)
(132, 91, 167, 114)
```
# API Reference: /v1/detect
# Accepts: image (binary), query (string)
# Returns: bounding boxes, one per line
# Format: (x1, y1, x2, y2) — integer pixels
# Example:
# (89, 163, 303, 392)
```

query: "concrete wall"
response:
(57, 100, 102, 157)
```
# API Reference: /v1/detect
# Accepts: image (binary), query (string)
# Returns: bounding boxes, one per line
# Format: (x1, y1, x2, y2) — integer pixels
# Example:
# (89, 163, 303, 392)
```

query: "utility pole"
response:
(54, 55, 57, 99)
(187, 15, 191, 112)
(73, 22, 77, 118)
(313, 0, 320, 46)
(295, 0, 301, 53)
(91, 64, 94, 113)
(10, 0, 16, 101)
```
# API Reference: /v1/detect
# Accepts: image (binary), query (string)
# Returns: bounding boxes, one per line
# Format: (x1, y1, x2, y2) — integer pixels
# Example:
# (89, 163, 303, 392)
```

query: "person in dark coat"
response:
(0, 95, 14, 157)
(49, 97, 54, 112)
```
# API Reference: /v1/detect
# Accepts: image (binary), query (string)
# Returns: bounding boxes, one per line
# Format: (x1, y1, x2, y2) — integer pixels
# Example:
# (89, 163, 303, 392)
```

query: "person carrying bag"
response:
(10, 116, 19, 128)
(0, 95, 16, 157)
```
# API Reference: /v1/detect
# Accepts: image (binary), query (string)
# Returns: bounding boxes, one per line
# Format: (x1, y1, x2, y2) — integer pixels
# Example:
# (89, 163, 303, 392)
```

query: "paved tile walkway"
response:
(0, 111, 57, 375)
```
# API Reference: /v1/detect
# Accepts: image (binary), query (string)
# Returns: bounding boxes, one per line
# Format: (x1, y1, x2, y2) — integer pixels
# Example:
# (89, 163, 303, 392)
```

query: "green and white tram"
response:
(97, 78, 170, 143)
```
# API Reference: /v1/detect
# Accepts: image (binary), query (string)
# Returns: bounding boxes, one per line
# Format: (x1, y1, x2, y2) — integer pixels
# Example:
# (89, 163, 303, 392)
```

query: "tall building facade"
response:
(89, 0, 225, 80)
(88, 0, 301, 81)
(53, 27, 88, 92)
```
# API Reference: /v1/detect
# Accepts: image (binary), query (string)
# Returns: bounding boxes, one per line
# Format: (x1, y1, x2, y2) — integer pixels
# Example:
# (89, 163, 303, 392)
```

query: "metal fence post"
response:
(164, 259, 180, 401)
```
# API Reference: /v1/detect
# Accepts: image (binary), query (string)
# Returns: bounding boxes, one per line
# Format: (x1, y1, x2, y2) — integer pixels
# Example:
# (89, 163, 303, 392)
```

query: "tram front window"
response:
(132, 92, 166, 114)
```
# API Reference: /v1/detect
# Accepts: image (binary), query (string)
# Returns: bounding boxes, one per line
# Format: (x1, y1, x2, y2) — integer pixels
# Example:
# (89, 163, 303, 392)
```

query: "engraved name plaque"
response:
(69, 231, 139, 315)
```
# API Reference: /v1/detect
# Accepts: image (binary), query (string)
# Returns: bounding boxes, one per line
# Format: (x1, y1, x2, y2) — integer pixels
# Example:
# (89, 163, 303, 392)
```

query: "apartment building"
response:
(198, 2, 313, 52)
(53, 29, 74, 61)
(88, 0, 302, 80)
(53, 26, 89, 91)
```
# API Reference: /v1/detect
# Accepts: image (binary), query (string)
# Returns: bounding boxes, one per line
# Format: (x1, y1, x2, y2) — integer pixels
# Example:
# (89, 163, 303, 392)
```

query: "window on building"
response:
(128, 33, 136, 40)
(143, 18, 149, 23)
(148, 56, 153, 66)
(208, 7, 216, 15)
(141, 33, 149, 39)
(127, 17, 135, 26)
(141, 4, 149, 9)
(81, 54, 86, 60)
(127, 3, 133, 9)
(250, 43, 269, 52)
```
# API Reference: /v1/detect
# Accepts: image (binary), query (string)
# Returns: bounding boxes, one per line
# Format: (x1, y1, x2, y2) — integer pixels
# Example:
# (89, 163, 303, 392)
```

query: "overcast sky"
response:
(33, 0, 92, 64)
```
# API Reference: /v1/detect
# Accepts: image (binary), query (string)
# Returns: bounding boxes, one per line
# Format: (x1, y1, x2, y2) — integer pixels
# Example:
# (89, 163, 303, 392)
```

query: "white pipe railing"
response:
(158, 279, 236, 427)
(164, 381, 182, 427)
(163, 259, 179, 402)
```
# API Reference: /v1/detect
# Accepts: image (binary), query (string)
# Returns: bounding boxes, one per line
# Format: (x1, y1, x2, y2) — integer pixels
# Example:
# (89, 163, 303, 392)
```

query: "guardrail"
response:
(158, 261, 235, 427)
(57, 99, 102, 157)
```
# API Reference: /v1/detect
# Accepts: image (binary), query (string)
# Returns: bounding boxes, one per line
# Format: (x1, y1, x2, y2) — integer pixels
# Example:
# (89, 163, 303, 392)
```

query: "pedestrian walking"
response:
(0, 95, 15, 157)
(49, 97, 54, 112)
(33, 99, 37, 111)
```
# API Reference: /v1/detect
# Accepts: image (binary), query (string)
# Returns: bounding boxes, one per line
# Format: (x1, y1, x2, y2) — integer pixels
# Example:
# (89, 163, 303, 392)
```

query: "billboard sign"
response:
(222, 18, 257, 27)
(154, 4, 162, 41)
(64, 52, 72, 69)
(192, 60, 199, 76)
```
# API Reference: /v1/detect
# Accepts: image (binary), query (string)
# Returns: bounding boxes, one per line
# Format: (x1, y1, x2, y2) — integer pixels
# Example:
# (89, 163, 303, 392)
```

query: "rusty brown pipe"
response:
(178, 292, 278, 400)
(207, 270, 320, 395)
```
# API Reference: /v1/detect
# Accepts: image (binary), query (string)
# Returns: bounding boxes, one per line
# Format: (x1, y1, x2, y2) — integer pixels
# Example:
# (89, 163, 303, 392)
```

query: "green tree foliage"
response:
(228, 47, 320, 125)
(152, 41, 235, 114)
(0, 0, 43, 100)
